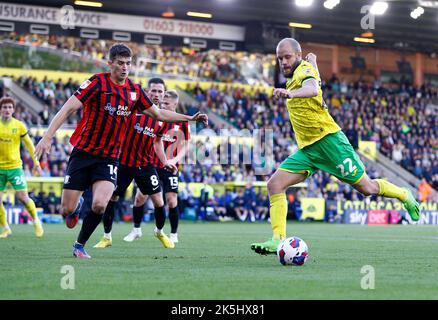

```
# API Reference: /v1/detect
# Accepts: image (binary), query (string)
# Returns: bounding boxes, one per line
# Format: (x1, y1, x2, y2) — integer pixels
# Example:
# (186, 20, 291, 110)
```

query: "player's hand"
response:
(305, 53, 317, 65)
(190, 112, 208, 126)
(273, 88, 293, 99)
(164, 161, 178, 175)
(35, 136, 51, 161)
(32, 163, 42, 177)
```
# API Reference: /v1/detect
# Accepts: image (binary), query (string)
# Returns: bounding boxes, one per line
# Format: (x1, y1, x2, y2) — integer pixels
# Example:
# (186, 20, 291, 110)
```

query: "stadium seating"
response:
(2, 33, 437, 219)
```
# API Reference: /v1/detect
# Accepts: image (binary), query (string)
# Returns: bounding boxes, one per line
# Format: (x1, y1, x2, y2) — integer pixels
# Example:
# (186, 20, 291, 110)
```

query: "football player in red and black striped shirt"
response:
(93, 78, 178, 249)
(126, 89, 190, 245)
(155, 90, 190, 243)
(35, 44, 208, 259)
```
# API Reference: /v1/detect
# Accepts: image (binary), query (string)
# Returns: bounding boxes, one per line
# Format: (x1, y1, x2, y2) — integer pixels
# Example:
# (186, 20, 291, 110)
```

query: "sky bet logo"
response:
(104, 103, 131, 117)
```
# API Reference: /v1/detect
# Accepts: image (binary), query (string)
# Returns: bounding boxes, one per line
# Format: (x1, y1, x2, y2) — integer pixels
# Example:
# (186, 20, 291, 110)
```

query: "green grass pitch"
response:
(1, 222, 438, 300)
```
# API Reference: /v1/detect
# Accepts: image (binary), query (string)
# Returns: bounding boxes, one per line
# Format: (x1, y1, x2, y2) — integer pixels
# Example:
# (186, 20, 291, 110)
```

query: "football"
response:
(277, 237, 309, 266)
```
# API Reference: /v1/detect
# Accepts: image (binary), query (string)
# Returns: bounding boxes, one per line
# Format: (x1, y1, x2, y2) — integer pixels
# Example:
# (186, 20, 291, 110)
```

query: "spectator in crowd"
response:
(418, 178, 433, 202)
(243, 183, 257, 222)
(256, 193, 270, 221)
(234, 189, 248, 222)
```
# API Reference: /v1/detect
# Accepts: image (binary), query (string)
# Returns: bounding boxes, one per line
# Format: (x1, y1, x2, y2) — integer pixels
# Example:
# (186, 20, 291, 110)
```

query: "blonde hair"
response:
(165, 89, 179, 100)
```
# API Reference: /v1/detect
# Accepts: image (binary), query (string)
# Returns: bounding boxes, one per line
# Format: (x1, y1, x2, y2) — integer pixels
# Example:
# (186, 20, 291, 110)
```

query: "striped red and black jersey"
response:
(71, 72, 153, 159)
(156, 122, 190, 168)
(119, 114, 169, 167)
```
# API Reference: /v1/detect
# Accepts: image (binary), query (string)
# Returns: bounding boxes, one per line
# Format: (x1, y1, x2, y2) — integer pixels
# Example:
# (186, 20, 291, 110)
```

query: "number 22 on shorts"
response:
(336, 158, 357, 177)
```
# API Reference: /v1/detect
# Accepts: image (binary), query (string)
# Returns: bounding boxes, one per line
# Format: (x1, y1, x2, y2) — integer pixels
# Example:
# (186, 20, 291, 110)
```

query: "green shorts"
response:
(279, 131, 366, 185)
(0, 168, 28, 191)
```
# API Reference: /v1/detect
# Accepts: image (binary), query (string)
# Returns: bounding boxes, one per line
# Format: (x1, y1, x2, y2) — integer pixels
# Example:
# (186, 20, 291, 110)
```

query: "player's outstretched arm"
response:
(143, 104, 208, 126)
(21, 133, 41, 176)
(35, 95, 82, 160)
(273, 79, 319, 99)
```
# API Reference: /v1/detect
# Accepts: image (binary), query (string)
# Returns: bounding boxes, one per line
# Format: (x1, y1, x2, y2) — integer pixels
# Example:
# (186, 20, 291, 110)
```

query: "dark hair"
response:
(0, 96, 16, 108)
(108, 43, 132, 61)
(148, 77, 165, 89)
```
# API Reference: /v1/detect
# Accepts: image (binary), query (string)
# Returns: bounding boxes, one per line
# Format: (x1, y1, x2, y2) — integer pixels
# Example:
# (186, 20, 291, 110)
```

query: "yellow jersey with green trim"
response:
(0, 117, 28, 170)
(286, 60, 341, 149)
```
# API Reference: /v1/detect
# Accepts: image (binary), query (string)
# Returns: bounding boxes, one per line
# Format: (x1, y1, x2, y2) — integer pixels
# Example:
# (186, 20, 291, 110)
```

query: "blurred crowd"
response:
(1, 32, 275, 85)
(7, 74, 437, 196)
(1, 35, 437, 220)
(8, 75, 435, 214)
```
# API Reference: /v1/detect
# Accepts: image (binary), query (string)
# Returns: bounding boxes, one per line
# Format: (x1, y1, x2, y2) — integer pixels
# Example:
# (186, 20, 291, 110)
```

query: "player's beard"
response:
(282, 69, 293, 78)
(283, 59, 302, 77)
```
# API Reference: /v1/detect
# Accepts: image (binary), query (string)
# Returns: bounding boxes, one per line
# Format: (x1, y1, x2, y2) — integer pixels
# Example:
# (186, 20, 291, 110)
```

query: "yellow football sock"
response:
(24, 199, 39, 223)
(376, 179, 408, 202)
(0, 203, 10, 229)
(269, 193, 288, 240)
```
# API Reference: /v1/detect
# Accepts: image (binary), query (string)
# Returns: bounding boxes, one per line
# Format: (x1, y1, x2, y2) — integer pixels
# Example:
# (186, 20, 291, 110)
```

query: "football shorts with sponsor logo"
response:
(63, 147, 119, 191)
(114, 164, 162, 197)
(279, 131, 366, 185)
(0, 168, 27, 191)
(157, 167, 179, 194)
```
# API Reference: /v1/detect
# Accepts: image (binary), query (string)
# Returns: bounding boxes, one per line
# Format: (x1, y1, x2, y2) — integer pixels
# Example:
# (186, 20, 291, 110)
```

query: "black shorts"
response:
(157, 167, 179, 194)
(63, 148, 118, 191)
(114, 164, 162, 197)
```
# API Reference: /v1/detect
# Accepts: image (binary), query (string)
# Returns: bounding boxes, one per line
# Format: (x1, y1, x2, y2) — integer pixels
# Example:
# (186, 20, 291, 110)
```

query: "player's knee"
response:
(167, 195, 177, 208)
(151, 194, 164, 208)
(134, 194, 146, 206)
(91, 201, 106, 215)
(61, 202, 76, 216)
(16, 192, 29, 204)
(267, 178, 282, 195)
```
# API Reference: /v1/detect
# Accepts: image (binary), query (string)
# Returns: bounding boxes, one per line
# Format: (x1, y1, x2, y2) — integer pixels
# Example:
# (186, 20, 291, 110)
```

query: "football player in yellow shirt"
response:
(251, 38, 420, 254)
(0, 97, 44, 238)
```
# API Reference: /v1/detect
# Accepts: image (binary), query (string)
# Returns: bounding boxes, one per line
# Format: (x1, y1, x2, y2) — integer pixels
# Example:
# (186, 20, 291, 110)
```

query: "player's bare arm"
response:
(305, 53, 320, 77)
(153, 135, 177, 174)
(168, 140, 188, 167)
(35, 95, 83, 160)
(21, 133, 41, 176)
(143, 104, 208, 126)
(273, 79, 319, 99)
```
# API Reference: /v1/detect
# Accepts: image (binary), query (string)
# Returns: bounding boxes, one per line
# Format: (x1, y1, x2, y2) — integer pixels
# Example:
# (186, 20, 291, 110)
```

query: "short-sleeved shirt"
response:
(0, 118, 28, 170)
(72, 72, 153, 159)
(286, 60, 341, 149)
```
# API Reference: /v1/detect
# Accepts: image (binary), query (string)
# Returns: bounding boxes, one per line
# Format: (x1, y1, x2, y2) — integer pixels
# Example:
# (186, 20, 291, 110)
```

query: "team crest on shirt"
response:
(304, 68, 312, 74)
(105, 103, 116, 115)
(130, 92, 137, 101)
(80, 80, 91, 89)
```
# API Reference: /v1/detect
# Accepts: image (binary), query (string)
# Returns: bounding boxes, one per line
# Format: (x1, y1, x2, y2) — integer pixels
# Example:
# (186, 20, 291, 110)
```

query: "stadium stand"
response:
(1, 31, 437, 222)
